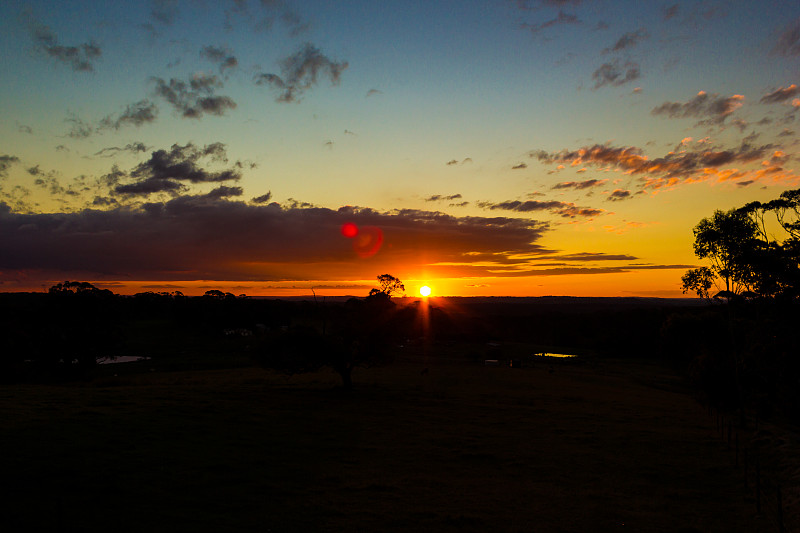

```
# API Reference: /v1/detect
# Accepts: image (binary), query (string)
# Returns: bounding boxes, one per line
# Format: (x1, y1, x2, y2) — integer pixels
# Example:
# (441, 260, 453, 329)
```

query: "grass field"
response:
(0, 354, 766, 532)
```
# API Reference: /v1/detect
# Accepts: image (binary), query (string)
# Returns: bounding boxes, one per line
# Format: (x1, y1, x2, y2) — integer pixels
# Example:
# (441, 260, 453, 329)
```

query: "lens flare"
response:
(341, 222, 358, 238)
(419, 285, 432, 297)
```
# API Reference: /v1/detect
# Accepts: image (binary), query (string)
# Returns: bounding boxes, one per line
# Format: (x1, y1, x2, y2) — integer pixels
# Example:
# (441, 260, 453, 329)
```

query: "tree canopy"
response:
(682, 188, 800, 301)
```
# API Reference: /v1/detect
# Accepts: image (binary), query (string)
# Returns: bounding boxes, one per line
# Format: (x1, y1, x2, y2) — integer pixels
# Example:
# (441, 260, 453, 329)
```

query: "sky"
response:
(1, 0, 799, 298)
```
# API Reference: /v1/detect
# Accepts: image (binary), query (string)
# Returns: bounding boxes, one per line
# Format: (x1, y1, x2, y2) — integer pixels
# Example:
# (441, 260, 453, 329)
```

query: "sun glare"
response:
(419, 285, 432, 297)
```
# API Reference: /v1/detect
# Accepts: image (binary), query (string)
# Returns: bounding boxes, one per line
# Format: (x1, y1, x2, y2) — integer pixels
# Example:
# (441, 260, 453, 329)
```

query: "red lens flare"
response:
(354, 226, 384, 257)
(341, 222, 358, 238)
(341, 222, 384, 257)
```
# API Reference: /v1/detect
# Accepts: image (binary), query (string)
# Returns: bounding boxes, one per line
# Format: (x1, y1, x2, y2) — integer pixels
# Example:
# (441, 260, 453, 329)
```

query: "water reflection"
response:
(97, 356, 151, 365)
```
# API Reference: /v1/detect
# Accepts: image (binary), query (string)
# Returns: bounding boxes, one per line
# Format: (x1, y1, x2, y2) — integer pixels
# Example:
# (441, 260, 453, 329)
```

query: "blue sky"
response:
(1, 0, 799, 296)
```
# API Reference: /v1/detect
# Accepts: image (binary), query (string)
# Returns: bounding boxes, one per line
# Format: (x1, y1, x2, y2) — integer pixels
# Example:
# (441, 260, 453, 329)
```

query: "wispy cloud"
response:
(651, 90, 744, 125)
(479, 199, 603, 218)
(25, 13, 101, 72)
(533, 140, 796, 189)
(99, 100, 159, 130)
(602, 29, 648, 53)
(94, 142, 149, 158)
(151, 74, 236, 118)
(200, 45, 238, 74)
(425, 194, 463, 202)
(0, 155, 21, 178)
(592, 60, 640, 89)
(772, 17, 800, 56)
(552, 179, 607, 190)
(254, 43, 348, 103)
(761, 85, 800, 104)
(522, 10, 580, 37)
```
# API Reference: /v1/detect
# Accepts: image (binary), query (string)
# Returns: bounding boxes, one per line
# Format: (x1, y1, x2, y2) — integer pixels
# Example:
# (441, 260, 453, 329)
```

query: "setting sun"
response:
(419, 285, 432, 297)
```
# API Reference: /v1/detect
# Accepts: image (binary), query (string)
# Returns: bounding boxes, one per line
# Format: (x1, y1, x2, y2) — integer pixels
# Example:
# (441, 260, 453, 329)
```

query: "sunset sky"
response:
(2, 0, 799, 297)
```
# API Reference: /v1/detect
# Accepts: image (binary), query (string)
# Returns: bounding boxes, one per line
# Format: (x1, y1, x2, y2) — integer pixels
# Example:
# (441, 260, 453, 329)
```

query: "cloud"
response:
(512, 163, 528, 169)
(773, 17, 800, 56)
(251, 192, 273, 204)
(480, 199, 603, 218)
(65, 114, 94, 139)
(663, 4, 679, 20)
(199, 185, 243, 200)
(150, 0, 178, 25)
(1, 155, 21, 178)
(425, 194, 462, 202)
(112, 142, 243, 196)
(761, 85, 800, 104)
(200, 46, 238, 73)
(592, 60, 640, 89)
(99, 100, 159, 130)
(254, 43, 348, 103)
(607, 189, 632, 201)
(552, 179, 606, 190)
(151, 74, 237, 118)
(25, 14, 101, 72)
(94, 142, 149, 158)
(533, 140, 793, 189)
(366, 89, 382, 97)
(17, 124, 33, 135)
(651, 91, 744, 125)
(0, 199, 553, 282)
(522, 10, 581, 36)
(603, 29, 648, 53)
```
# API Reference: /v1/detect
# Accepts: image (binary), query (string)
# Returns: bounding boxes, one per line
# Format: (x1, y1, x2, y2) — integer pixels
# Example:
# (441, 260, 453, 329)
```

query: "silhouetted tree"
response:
(368, 274, 405, 299)
(681, 208, 760, 300)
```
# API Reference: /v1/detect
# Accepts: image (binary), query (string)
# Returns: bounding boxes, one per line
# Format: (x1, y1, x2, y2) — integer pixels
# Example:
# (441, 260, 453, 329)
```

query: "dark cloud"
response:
(65, 114, 94, 139)
(425, 194, 462, 202)
(663, 4, 679, 20)
(779, 128, 796, 137)
(522, 11, 580, 36)
(151, 74, 237, 118)
(607, 189, 632, 201)
(366, 89, 382, 97)
(1, 155, 20, 178)
(651, 91, 744, 125)
(592, 60, 640, 89)
(512, 163, 528, 169)
(26, 14, 101, 72)
(251, 192, 273, 204)
(55, 145, 69, 153)
(17, 124, 33, 135)
(480, 199, 603, 218)
(603, 29, 648, 53)
(200, 185, 243, 200)
(773, 17, 800, 56)
(112, 142, 242, 197)
(99, 100, 159, 130)
(552, 179, 606, 190)
(200, 45, 238, 73)
(150, 0, 179, 25)
(0, 199, 553, 282)
(235, 0, 310, 35)
(760, 85, 800, 104)
(446, 159, 459, 166)
(95, 142, 149, 158)
(254, 43, 348, 103)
